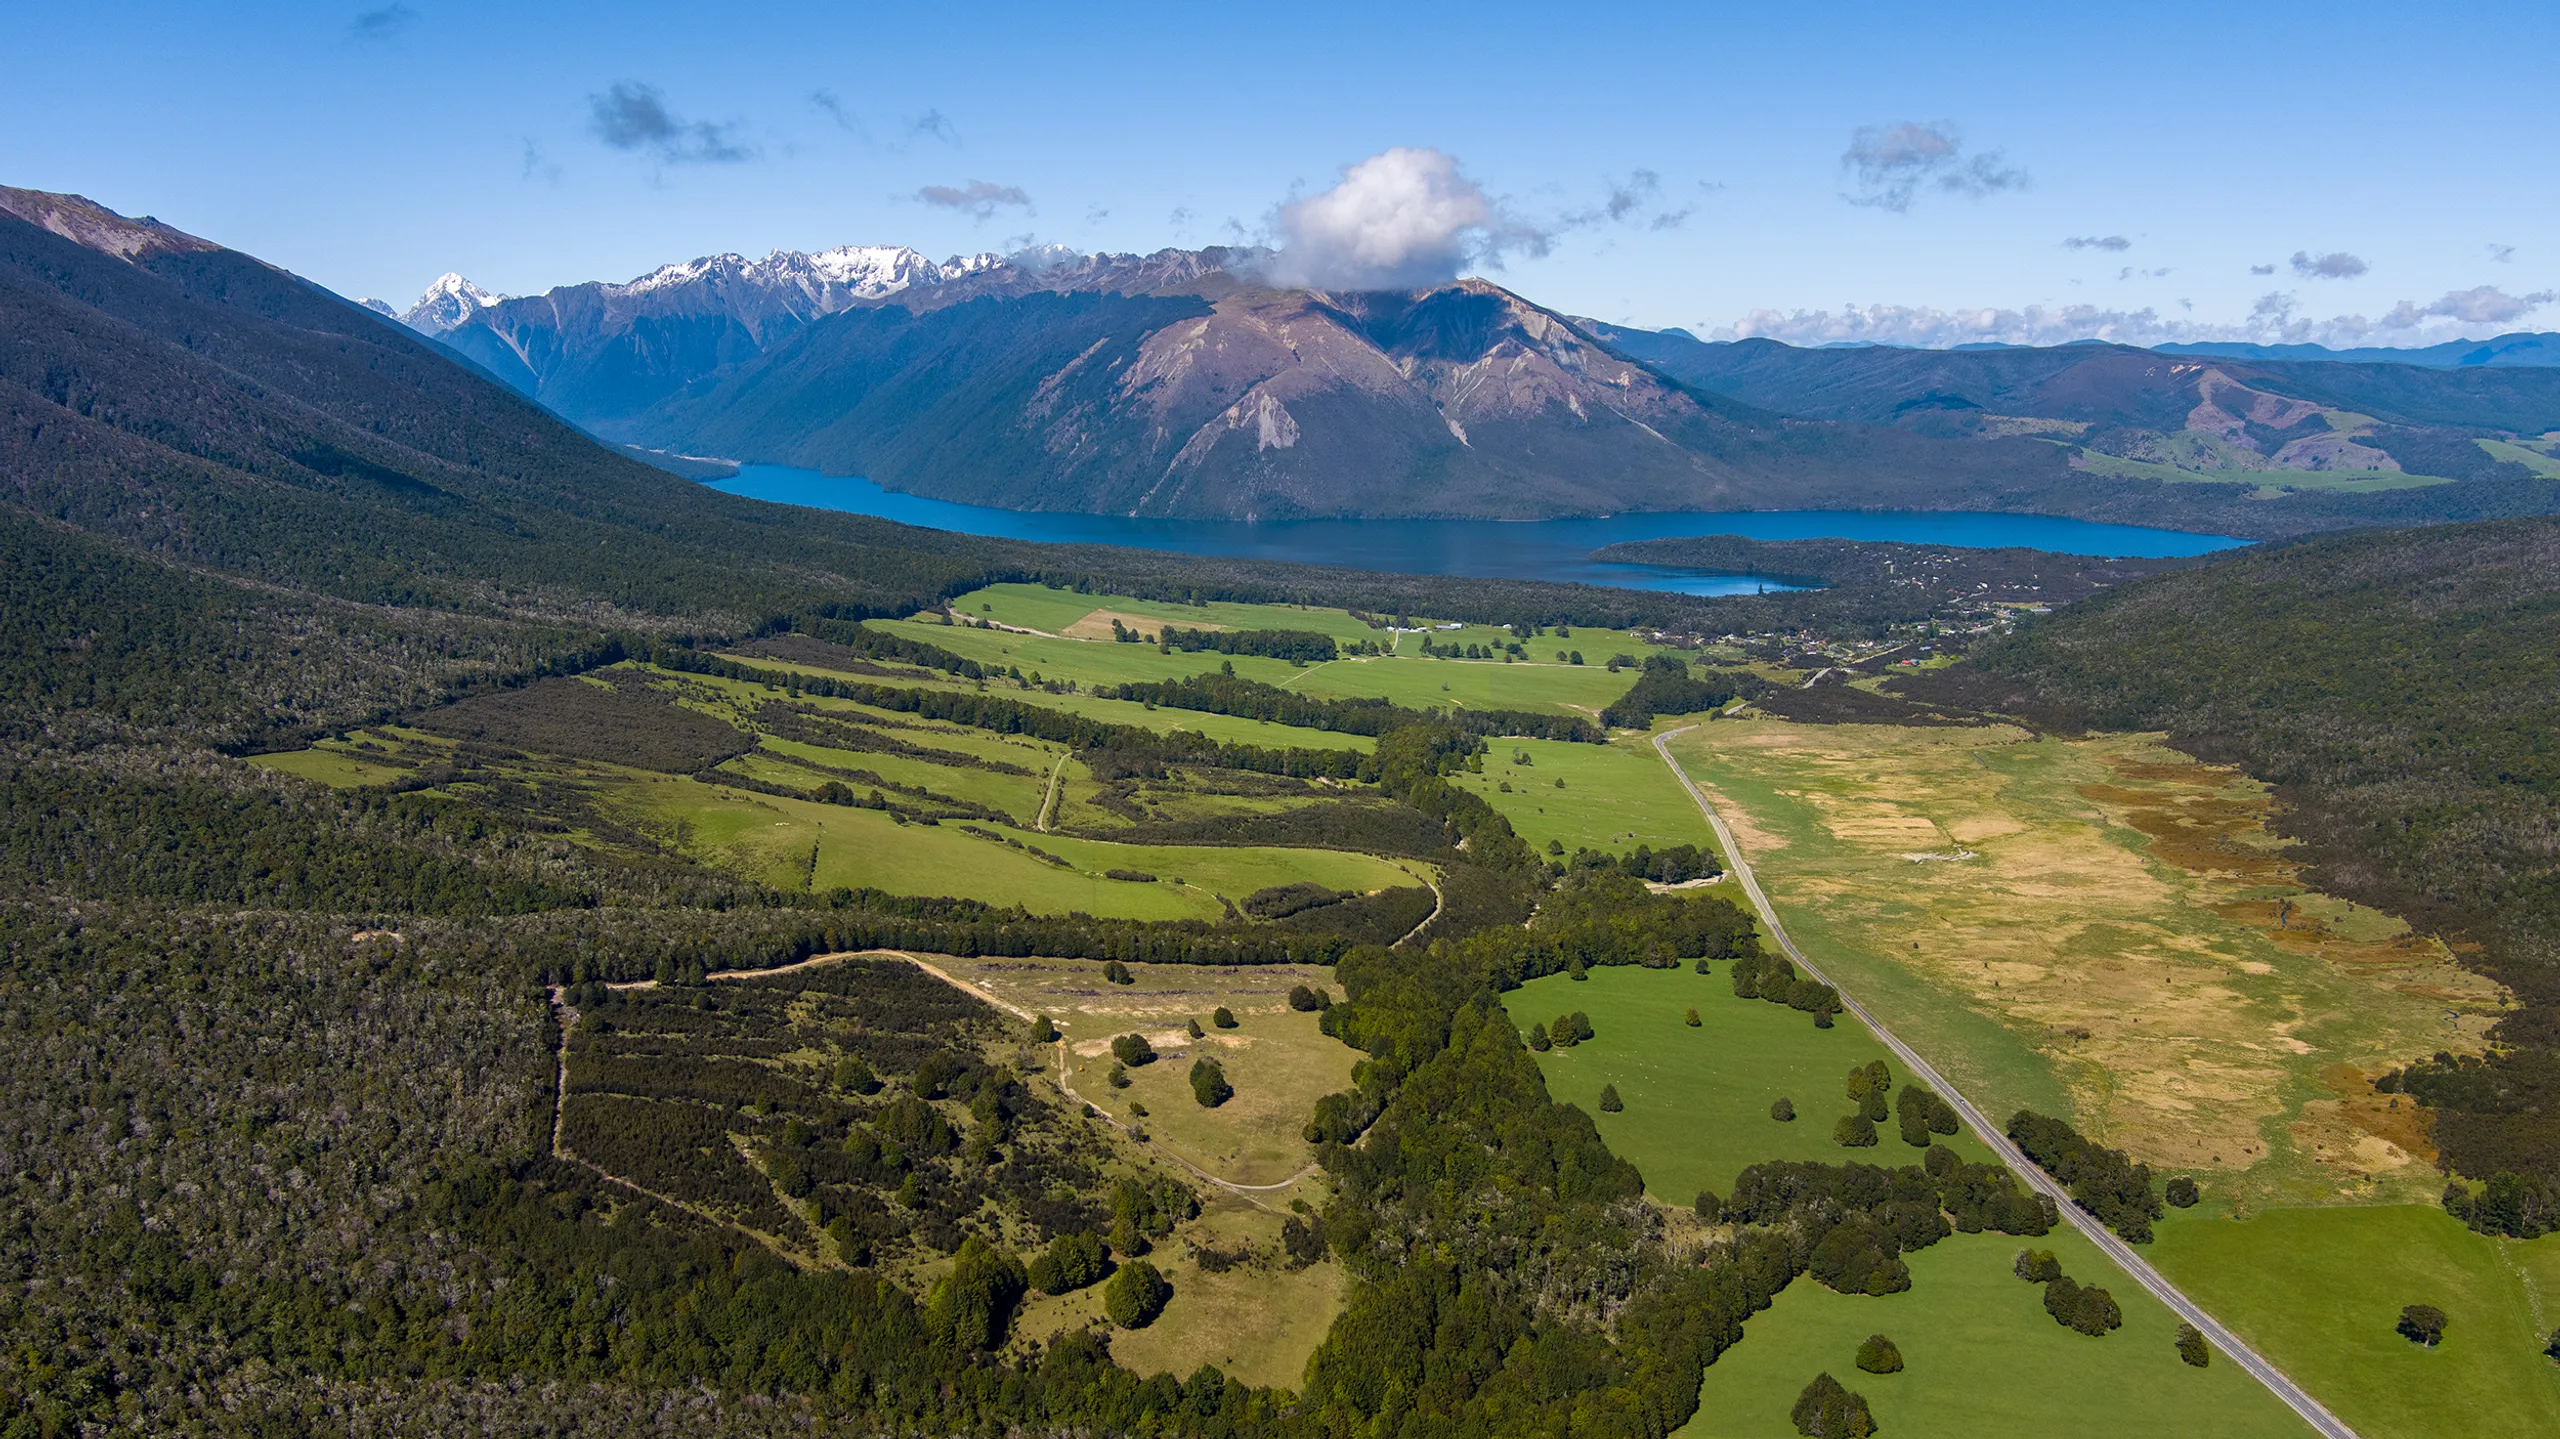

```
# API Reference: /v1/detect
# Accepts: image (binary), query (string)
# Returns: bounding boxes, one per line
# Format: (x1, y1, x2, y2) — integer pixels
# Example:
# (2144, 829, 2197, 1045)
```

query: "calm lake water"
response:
(710, 465, 2248, 596)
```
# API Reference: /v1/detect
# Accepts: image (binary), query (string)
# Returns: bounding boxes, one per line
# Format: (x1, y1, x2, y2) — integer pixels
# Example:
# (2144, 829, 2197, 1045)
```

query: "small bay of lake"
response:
(709, 465, 2248, 596)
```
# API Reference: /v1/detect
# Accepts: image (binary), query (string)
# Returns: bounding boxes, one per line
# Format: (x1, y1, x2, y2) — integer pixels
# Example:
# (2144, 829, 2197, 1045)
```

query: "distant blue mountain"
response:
(2156, 332, 2560, 368)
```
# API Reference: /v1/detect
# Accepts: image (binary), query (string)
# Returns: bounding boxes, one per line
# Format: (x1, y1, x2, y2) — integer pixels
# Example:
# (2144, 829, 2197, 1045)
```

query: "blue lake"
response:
(710, 465, 2249, 596)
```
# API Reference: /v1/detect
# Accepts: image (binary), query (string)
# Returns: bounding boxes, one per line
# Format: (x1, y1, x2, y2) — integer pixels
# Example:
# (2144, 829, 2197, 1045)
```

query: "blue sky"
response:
(5, 0, 2552, 346)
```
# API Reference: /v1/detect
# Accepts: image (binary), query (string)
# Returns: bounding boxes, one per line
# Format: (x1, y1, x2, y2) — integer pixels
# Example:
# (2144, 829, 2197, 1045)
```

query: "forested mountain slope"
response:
(1901, 517, 2560, 1214)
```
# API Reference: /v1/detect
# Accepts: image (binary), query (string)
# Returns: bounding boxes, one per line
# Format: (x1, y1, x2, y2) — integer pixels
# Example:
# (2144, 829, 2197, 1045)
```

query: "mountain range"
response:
(398, 238, 2560, 533)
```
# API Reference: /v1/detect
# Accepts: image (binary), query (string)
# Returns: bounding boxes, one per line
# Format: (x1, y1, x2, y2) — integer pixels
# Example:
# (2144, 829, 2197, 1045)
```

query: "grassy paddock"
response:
(1664, 719, 2498, 1205)
(1504, 967, 1986, 1202)
(1684, 1228, 2314, 1439)
(2147, 1204, 2560, 1439)
(1451, 733, 1727, 858)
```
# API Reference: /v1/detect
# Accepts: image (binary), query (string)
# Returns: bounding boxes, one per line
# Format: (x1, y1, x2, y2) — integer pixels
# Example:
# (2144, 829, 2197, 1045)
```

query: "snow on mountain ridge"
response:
(401, 273, 510, 334)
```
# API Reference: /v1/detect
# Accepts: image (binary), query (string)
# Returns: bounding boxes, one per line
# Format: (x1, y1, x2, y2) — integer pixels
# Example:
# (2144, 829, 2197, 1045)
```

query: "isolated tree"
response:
(2176, 1323, 2211, 1368)
(2165, 1175, 2200, 1208)
(1212, 1006, 1237, 1028)
(1529, 1021, 1552, 1051)
(1187, 1018, 1205, 1039)
(1598, 1084, 1624, 1113)
(1685, 1005, 1703, 1026)
(1568, 958, 1589, 981)
(1028, 1015, 1059, 1043)
(1102, 960, 1135, 985)
(1104, 1258, 1171, 1328)
(1790, 1372, 1876, 1438)
(1189, 1057, 1233, 1108)
(1854, 1334, 1903, 1375)
(2013, 1248, 2062, 1283)
(2398, 1304, 2448, 1347)
(1772, 1097, 1797, 1122)
(1111, 1032, 1156, 1066)
(1694, 956, 1714, 975)
(1834, 1114, 1879, 1148)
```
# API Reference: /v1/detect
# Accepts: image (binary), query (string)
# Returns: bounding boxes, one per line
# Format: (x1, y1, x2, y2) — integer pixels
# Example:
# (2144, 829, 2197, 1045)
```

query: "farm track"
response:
(1653, 727, 2360, 1439)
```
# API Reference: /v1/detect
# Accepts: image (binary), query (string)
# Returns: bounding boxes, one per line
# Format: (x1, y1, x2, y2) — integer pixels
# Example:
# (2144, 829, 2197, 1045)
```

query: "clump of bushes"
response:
(2176, 1322, 2210, 1367)
(1896, 1083, 1960, 1147)
(1110, 1032, 1157, 1067)
(2165, 1175, 2200, 1207)
(1550, 1011, 1595, 1047)
(1790, 1372, 1875, 1437)
(1104, 1258, 1171, 1328)
(1027, 1232, 1106, 1295)
(2008, 1109, 2164, 1242)
(1833, 1114, 1879, 1148)
(1846, 1061, 1891, 1122)
(1287, 983, 1332, 1012)
(1854, 1334, 1902, 1374)
(1102, 960, 1135, 985)
(1685, 1005, 1702, 1026)
(1772, 1097, 1796, 1122)
(2015, 1249, 2121, 1336)
(1212, 1006, 1237, 1028)
(1103, 868, 1157, 882)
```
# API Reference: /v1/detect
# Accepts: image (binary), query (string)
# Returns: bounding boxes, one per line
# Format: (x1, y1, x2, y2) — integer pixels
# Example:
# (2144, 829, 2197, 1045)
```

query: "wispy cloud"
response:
(2250, 263, 2277, 275)
(1716, 284, 2556, 349)
(588, 82, 754, 164)
(2289, 249, 2367, 279)
(1561, 169, 1692, 232)
(2064, 235, 2131, 252)
(348, 3, 415, 43)
(808, 89, 865, 137)
(1841, 121, 2027, 212)
(915, 180, 1032, 220)
(520, 138, 561, 185)
(2489, 242, 2516, 264)
(906, 110, 959, 145)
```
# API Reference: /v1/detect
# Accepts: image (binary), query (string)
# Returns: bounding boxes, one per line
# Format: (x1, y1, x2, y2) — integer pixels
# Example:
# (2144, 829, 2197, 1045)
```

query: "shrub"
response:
(1833, 1114, 1879, 1147)
(2176, 1322, 2210, 1368)
(1528, 1021, 1552, 1051)
(1102, 960, 1135, 985)
(1212, 1006, 1237, 1028)
(1772, 1097, 1796, 1122)
(2165, 1175, 2200, 1208)
(1598, 1084, 1624, 1113)
(1854, 1334, 1903, 1375)
(1187, 1018, 1205, 1039)
(1111, 1032, 1157, 1066)
(1028, 1015, 1059, 1043)
(2397, 1304, 2447, 1347)
(1106, 1063, 1129, 1089)
(2014, 1248, 2062, 1283)
(1790, 1372, 1876, 1438)
(1693, 956, 1714, 975)
(1550, 1011, 1594, 1046)
(1190, 1057, 1233, 1108)
(1280, 1214, 1328, 1267)
(2042, 1274, 2123, 1336)
(1287, 983, 1331, 1012)
(1568, 958, 1588, 981)
(1104, 1258, 1171, 1328)
(1695, 1190, 1723, 1222)
(1685, 1006, 1702, 1027)
(834, 1055, 882, 1094)
(1104, 868, 1157, 882)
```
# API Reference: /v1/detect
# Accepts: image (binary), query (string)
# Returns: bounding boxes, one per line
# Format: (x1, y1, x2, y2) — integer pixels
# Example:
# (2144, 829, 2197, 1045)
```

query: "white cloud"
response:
(1841, 122, 2027, 212)
(2063, 235, 2131, 252)
(1715, 285, 2557, 349)
(914, 180, 1032, 220)
(1263, 147, 1547, 290)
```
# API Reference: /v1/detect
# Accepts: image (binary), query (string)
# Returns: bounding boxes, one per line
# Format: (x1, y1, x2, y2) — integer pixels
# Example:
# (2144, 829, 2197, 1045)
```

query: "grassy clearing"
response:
(724, 666, 1374, 753)
(1289, 653, 1637, 719)
(2477, 437, 2560, 478)
(1684, 1228, 2314, 1439)
(1450, 734, 1726, 858)
(1664, 719, 2500, 1207)
(610, 775, 1406, 915)
(247, 745, 413, 787)
(2148, 1204, 2560, 1439)
(941, 955, 1356, 1189)
(1506, 967, 1992, 1202)
(951, 582, 1386, 645)
(2071, 450, 2451, 493)
(1011, 1193, 1345, 1391)
(867, 618, 1313, 690)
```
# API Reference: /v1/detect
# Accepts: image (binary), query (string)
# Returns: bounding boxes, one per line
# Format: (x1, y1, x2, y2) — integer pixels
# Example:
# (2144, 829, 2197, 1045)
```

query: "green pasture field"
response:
(949, 581, 1388, 644)
(747, 736, 1055, 821)
(1450, 733, 1724, 857)
(248, 745, 415, 788)
(2072, 450, 2451, 493)
(708, 659, 1375, 753)
(1287, 652, 1638, 718)
(1685, 1227, 2315, 1439)
(2478, 437, 2560, 478)
(1505, 967, 1989, 1202)
(868, 617, 1314, 689)
(2147, 1204, 2560, 1439)
(608, 772, 1409, 915)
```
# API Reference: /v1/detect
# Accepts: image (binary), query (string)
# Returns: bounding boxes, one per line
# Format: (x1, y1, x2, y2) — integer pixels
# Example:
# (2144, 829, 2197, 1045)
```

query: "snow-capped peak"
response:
(401, 273, 509, 334)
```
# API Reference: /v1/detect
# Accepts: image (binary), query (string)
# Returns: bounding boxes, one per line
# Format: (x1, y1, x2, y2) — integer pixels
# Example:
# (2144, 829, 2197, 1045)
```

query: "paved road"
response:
(1653, 727, 2359, 1439)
